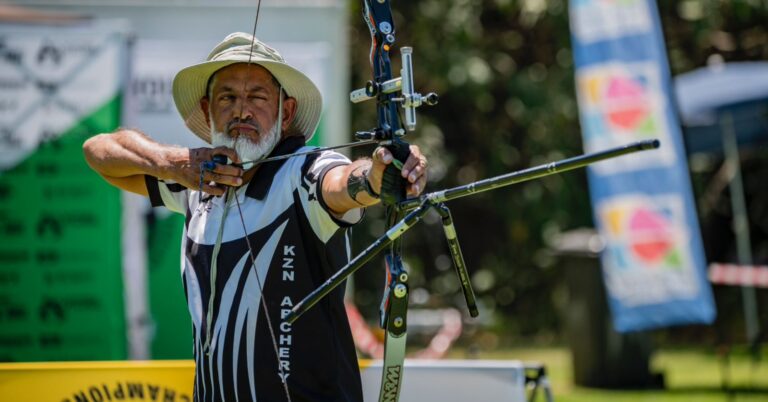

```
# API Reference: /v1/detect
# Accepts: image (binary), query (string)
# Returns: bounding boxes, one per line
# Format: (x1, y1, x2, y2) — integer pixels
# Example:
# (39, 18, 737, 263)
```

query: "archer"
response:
(83, 32, 427, 402)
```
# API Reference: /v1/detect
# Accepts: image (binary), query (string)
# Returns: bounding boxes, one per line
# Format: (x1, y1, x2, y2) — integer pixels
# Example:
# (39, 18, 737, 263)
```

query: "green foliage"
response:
(347, 0, 768, 341)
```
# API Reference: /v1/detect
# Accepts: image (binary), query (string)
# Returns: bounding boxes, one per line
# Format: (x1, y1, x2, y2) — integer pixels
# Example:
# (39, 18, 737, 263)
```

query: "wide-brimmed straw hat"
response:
(172, 32, 322, 143)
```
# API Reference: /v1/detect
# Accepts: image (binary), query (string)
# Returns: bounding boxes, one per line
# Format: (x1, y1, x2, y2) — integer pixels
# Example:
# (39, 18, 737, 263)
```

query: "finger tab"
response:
(202, 161, 217, 171)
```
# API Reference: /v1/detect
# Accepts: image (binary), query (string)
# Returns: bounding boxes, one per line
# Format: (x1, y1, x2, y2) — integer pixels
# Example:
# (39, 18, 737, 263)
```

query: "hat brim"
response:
(172, 57, 322, 143)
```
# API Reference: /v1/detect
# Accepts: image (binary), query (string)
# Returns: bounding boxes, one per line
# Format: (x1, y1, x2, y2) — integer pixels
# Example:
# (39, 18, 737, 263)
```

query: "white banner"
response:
(0, 20, 130, 169)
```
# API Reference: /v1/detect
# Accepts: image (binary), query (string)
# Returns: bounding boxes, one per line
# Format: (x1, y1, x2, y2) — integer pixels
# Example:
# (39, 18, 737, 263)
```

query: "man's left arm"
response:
(322, 145, 428, 215)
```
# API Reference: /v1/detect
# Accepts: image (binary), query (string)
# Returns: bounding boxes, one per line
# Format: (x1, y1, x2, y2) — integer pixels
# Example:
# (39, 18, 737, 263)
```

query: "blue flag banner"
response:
(569, 0, 716, 332)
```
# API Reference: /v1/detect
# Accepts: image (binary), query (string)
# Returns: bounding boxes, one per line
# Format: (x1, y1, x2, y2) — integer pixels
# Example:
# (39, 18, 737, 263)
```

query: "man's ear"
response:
(281, 97, 297, 133)
(200, 97, 211, 126)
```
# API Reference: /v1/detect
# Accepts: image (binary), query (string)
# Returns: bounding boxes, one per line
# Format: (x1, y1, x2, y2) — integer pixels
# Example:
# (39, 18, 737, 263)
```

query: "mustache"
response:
(226, 118, 262, 134)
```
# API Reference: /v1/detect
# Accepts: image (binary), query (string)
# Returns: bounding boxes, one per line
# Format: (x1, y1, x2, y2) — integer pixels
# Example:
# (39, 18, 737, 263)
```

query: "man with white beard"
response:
(83, 32, 427, 402)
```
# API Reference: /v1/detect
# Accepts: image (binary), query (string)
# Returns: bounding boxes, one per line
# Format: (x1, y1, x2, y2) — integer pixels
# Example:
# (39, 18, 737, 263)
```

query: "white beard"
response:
(210, 122, 280, 166)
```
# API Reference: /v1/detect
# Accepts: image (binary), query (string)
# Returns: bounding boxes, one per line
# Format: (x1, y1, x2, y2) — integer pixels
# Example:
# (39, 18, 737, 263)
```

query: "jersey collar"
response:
(244, 135, 306, 200)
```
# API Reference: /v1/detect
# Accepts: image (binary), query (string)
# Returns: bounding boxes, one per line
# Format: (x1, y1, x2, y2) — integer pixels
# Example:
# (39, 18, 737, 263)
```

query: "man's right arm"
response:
(82, 129, 242, 196)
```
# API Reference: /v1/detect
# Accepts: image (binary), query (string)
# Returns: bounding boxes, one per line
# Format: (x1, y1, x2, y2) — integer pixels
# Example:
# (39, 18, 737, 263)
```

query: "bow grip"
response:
(380, 140, 411, 205)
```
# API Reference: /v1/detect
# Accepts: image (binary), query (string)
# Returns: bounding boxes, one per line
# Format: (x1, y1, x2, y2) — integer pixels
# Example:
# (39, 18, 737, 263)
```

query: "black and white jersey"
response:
(145, 136, 364, 402)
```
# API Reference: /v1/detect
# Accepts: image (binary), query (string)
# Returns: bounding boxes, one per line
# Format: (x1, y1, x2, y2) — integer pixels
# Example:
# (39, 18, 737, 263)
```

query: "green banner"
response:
(0, 98, 126, 361)
(147, 212, 192, 359)
(0, 23, 130, 361)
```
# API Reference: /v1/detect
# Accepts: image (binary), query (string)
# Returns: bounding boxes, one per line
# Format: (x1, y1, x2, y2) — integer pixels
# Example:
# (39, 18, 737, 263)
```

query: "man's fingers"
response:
(211, 146, 240, 164)
(203, 170, 243, 187)
(212, 163, 243, 178)
(406, 171, 427, 197)
(372, 145, 427, 193)
(202, 183, 226, 196)
(402, 158, 427, 183)
(373, 147, 393, 165)
(401, 146, 426, 183)
(401, 151, 419, 174)
(406, 184, 421, 197)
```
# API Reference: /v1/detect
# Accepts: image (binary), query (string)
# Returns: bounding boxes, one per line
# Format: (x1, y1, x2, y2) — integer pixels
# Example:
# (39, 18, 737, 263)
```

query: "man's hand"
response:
(320, 144, 428, 216)
(368, 145, 428, 198)
(83, 129, 246, 197)
(170, 146, 244, 196)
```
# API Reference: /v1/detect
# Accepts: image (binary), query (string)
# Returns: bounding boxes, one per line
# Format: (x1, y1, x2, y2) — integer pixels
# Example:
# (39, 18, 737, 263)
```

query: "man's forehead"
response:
(210, 63, 278, 90)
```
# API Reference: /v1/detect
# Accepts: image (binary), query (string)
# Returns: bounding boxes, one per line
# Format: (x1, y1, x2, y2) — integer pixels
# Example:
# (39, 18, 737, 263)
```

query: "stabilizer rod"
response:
(399, 139, 660, 210)
(286, 139, 660, 324)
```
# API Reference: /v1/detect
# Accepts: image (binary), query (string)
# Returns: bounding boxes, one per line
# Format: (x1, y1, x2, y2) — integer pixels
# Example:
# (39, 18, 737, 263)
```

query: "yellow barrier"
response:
(0, 361, 196, 402)
(2, 359, 533, 402)
(0, 360, 379, 402)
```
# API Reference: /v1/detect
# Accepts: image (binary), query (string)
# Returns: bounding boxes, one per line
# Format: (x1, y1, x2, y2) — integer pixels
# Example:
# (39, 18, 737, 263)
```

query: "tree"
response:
(347, 0, 768, 343)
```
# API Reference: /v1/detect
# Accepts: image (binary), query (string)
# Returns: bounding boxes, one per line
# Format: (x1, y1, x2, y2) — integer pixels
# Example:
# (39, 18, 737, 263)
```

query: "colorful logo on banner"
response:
(570, 0, 651, 43)
(577, 63, 675, 173)
(598, 194, 700, 307)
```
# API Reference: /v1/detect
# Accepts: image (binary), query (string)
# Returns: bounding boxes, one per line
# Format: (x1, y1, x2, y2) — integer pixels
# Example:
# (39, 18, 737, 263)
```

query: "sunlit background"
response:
(1, 1, 767, 401)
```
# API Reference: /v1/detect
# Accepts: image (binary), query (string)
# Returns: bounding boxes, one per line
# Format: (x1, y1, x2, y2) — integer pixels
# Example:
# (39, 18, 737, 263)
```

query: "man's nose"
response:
(234, 97, 253, 120)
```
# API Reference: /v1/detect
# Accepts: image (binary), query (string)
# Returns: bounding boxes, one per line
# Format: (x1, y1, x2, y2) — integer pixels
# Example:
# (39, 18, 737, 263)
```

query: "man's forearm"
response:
(83, 129, 186, 180)
(322, 159, 380, 215)
(345, 160, 381, 206)
(84, 129, 244, 197)
(322, 145, 427, 215)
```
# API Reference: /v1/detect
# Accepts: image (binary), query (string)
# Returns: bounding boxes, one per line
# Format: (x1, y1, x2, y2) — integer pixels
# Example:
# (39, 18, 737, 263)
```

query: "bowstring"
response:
(229, 1, 293, 401)
(236, 139, 378, 168)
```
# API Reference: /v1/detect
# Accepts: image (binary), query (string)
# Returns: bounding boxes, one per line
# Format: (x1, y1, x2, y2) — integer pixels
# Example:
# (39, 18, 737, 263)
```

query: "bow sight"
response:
(350, 47, 439, 134)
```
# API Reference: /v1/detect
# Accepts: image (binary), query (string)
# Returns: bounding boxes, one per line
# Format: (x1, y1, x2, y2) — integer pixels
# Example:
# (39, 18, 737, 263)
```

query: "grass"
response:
(445, 346, 768, 402)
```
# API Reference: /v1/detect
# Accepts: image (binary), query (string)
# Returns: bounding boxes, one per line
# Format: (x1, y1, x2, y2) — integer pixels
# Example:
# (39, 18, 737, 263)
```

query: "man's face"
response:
(201, 63, 294, 147)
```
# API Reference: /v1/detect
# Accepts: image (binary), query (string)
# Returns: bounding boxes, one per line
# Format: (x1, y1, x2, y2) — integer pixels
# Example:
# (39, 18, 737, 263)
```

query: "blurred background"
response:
(1, 0, 767, 401)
